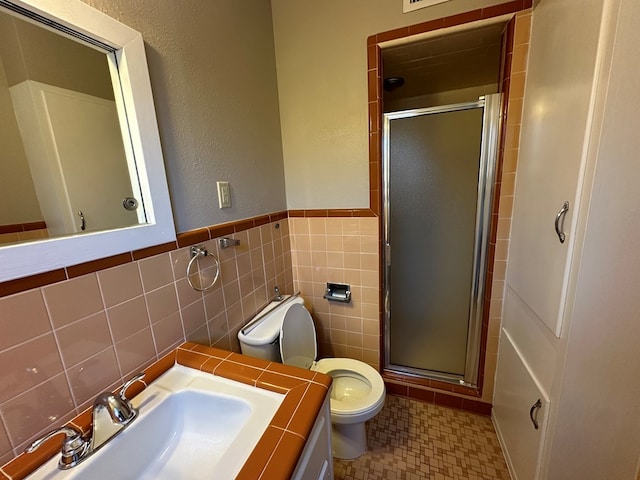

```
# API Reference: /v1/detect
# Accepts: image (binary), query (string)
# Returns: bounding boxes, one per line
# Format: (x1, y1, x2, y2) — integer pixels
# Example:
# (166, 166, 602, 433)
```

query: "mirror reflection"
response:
(0, 8, 144, 246)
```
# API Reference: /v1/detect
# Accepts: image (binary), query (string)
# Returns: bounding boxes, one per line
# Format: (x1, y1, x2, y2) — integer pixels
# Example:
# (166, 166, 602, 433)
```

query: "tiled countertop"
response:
(1, 342, 332, 479)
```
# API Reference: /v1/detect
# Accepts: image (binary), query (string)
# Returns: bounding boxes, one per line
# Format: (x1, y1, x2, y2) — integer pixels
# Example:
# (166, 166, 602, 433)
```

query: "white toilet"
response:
(237, 295, 385, 459)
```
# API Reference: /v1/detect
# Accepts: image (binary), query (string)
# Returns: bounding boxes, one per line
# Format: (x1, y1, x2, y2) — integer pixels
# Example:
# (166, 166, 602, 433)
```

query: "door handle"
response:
(529, 398, 542, 429)
(78, 210, 86, 231)
(554, 201, 569, 243)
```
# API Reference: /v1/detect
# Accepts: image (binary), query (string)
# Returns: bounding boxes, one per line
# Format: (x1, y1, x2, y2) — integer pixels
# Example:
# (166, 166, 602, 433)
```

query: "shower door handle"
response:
(385, 243, 391, 267)
(554, 201, 569, 243)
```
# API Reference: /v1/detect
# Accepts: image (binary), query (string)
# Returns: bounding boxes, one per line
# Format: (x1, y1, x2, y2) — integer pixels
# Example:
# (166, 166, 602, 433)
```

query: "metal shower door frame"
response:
(382, 93, 502, 386)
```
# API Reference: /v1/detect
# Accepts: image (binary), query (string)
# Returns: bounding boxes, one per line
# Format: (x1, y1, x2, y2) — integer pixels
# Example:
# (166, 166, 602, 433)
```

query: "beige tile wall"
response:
(0, 220, 292, 464)
(289, 217, 380, 369)
(483, 11, 531, 403)
(0, 229, 48, 246)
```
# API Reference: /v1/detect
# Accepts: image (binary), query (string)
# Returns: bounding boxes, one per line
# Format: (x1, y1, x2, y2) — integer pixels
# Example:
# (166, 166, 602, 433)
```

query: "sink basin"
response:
(27, 365, 284, 479)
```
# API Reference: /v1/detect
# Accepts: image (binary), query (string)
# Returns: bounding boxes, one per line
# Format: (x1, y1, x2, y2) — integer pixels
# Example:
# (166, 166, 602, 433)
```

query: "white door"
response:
(506, 0, 607, 336)
(11, 81, 139, 236)
(43, 87, 137, 233)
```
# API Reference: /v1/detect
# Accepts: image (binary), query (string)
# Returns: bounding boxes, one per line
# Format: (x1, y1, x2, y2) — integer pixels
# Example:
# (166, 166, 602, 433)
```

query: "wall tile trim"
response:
(0, 222, 47, 235)
(288, 209, 376, 218)
(385, 380, 493, 416)
(0, 211, 289, 299)
(371, 0, 529, 44)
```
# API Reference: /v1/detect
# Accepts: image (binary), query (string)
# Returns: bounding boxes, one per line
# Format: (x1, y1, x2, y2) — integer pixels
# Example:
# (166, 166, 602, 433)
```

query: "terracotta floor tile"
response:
(334, 394, 510, 480)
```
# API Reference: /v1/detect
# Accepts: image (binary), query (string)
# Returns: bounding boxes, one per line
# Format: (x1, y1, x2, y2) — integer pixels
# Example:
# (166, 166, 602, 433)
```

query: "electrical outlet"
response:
(217, 181, 231, 208)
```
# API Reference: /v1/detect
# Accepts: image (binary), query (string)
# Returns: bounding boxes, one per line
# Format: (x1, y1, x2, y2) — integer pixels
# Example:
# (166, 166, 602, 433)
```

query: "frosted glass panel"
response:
(387, 108, 483, 375)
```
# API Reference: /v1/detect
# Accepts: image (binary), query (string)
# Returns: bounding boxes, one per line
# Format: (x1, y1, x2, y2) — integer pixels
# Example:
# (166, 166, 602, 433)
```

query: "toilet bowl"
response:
(237, 295, 385, 459)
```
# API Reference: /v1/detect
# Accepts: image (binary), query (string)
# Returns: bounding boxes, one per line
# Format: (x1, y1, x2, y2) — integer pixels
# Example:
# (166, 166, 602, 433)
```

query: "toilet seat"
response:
(312, 358, 386, 422)
(279, 302, 385, 423)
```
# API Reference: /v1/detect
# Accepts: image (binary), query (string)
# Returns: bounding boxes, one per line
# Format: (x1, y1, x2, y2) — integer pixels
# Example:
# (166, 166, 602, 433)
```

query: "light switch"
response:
(217, 181, 231, 208)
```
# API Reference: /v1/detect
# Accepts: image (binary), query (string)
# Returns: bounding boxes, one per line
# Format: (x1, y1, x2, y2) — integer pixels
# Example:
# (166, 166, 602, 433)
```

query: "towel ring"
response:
(186, 245, 220, 292)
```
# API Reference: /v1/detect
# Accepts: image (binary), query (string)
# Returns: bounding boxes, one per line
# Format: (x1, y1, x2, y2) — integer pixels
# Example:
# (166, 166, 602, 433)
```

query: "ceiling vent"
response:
(403, 0, 452, 13)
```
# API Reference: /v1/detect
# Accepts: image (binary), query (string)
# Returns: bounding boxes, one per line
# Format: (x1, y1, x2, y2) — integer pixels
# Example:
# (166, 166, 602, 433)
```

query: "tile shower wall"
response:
(0, 220, 292, 464)
(364, 8, 531, 405)
(482, 10, 531, 402)
(289, 217, 380, 369)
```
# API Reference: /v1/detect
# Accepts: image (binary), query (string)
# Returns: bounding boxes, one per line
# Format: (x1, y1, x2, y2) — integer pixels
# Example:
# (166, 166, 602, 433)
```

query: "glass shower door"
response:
(383, 96, 500, 384)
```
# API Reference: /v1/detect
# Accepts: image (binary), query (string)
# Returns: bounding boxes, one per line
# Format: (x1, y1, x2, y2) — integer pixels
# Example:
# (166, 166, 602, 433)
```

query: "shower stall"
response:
(383, 94, 501, 386)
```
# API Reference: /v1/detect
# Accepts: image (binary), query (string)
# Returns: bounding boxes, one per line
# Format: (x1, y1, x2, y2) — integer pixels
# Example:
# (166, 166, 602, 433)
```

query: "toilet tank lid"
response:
(237, 295, 304, 346)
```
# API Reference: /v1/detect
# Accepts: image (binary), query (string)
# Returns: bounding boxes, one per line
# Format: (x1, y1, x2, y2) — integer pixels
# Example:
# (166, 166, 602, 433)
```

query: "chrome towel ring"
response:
(186, 245, 220, 292)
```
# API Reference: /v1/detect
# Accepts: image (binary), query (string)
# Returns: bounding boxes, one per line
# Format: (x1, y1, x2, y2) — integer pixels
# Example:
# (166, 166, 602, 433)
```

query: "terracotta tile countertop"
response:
(1, 342, 332, 480)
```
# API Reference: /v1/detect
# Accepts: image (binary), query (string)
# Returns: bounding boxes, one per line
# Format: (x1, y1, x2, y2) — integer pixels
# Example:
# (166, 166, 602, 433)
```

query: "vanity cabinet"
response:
(494, 0, 640, 478)
(292, 395, 333, 480)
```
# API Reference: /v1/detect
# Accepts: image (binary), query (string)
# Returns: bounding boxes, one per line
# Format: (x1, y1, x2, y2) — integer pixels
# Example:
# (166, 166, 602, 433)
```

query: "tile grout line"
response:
(283, 383, 312, 433)
(39, 281, 84, 422)
(95, 273, 125, 383)
(255, 427, 285, 480)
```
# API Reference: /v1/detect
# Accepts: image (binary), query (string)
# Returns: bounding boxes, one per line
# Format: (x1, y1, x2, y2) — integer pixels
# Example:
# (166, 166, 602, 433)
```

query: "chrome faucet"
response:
(25, 373, 145, 470)
(90, 372, 145, 450)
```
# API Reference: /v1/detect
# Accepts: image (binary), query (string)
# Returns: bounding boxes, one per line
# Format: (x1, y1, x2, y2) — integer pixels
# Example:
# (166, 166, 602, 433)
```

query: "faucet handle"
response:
(119, 372, 145, 401)
(25, 426, 89, 469)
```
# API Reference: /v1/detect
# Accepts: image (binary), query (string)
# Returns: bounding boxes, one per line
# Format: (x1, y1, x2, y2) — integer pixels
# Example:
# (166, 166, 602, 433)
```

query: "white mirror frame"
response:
(0, 0, 176, 282)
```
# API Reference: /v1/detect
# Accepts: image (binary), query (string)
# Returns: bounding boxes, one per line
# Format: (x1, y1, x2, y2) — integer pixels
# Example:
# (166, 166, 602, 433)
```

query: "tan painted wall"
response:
(271, 0, 508, 209)
(0, 12, 113, 99)
(0, 10, 115, 228)
(81, 0, 287, 233)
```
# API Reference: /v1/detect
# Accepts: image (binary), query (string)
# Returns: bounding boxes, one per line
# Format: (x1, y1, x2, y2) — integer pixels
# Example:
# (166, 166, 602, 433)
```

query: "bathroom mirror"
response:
(0, 0, 175, 282)
(0, 7, 140, 240)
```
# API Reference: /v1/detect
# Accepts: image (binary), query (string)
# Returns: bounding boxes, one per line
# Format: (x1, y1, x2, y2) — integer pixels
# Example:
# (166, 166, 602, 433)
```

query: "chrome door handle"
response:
(554, 201, 569, 243)
(529, 398, 542, 429)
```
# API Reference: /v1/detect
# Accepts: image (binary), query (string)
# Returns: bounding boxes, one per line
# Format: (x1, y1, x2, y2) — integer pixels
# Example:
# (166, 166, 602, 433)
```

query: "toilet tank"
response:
(237, 295, 304, 362)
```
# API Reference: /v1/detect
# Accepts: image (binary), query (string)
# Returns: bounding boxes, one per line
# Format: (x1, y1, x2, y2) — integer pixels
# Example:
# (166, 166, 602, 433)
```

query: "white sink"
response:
(27, 365, 284, 479)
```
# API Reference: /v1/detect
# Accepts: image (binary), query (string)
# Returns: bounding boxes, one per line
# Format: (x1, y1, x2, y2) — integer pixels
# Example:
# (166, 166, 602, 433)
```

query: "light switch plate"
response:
(217, 181, 231, 208)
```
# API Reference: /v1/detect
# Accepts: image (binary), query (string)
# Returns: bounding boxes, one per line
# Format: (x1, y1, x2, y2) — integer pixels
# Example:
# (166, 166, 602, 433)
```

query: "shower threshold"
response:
(385, 364, 475, 389)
